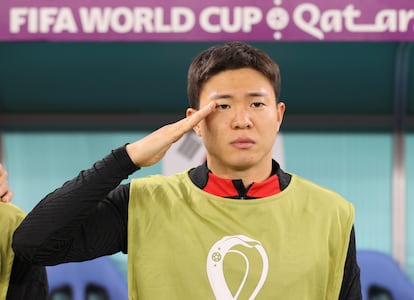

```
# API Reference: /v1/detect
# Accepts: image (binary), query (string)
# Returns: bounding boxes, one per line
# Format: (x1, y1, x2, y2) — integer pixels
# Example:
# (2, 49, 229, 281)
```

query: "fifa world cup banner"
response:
(1, 0, 414, 41)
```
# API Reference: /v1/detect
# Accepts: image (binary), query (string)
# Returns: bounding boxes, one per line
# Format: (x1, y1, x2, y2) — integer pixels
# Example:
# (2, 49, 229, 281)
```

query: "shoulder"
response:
(290, 174, 355, 216)
(131, 172, 189, 188)
(291, 174, 348, 200)
(0, 202, 26, 231)
(129, 172, 192, 200)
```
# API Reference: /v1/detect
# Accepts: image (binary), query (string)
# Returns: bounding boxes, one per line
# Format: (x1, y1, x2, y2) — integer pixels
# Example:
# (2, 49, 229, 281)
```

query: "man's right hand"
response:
(126, 101, 216, 167)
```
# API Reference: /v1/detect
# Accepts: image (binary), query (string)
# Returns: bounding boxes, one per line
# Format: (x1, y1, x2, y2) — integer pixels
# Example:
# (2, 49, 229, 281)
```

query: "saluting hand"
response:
(126, 101, 216, 167)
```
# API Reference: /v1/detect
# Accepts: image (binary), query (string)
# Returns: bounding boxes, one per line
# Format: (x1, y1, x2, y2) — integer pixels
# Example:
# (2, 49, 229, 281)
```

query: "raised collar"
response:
(188, 160, 291, 199)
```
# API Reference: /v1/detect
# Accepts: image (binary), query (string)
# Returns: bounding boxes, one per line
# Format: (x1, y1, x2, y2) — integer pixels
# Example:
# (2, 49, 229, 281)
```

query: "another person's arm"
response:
(0, 170, 49, 300)
(0, 164, 13, 203)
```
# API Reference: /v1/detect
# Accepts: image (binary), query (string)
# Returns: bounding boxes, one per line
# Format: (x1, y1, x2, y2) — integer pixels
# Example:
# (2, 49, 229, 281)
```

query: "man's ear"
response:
(276, 102, 286, 132)
(186, 108, 202, 136)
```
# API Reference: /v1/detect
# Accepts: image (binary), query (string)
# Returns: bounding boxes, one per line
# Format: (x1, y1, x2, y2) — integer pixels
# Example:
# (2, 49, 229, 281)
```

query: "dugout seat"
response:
(46, 256, 128, 300)
(357, 250, 414, 300)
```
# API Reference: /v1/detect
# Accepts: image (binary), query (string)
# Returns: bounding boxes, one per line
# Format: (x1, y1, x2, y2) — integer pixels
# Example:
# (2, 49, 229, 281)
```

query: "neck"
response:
(206, 159, 273, 188)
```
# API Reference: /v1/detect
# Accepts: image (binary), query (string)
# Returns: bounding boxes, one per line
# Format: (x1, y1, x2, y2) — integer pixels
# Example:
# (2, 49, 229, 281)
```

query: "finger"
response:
(0, 164, 12, 202)
(1, 190, 13, 203)
(0, 163, 6, 177)
(173, 101, 216, 136)
(187, 101, 216, 127)
(0, 170, 8, 196)
(0, 181, 9, 201)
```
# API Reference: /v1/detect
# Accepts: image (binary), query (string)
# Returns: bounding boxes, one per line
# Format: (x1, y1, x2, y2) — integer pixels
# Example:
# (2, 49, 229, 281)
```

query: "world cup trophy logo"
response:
(206, 235, 269, 300)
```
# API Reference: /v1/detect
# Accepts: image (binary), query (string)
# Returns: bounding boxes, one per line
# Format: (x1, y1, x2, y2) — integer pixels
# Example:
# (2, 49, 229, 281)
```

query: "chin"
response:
(228, 158, 257, 170)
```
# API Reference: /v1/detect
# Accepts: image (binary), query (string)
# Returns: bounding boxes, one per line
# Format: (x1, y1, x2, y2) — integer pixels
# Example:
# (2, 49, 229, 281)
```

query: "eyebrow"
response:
(209, 93, 232, 100)
(209, 91, 269, 100)
(248, 92, 268, 97)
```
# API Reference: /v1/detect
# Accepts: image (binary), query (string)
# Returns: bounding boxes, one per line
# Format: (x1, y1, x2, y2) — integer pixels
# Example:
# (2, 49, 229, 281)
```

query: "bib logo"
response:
(206, 235, 269, 300)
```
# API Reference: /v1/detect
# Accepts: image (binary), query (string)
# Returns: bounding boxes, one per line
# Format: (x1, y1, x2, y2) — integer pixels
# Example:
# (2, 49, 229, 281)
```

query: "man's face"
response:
(187, 67, 285, 176)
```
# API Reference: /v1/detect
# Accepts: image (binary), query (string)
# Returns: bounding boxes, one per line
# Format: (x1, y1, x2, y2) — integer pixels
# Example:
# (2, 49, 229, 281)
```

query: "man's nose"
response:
(231, 108, 253, 129)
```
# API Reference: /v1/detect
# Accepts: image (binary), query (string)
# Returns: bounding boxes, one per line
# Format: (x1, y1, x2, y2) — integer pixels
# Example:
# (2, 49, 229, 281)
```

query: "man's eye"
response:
(251, 102, 265, 108)
(216, 104, 231, 110)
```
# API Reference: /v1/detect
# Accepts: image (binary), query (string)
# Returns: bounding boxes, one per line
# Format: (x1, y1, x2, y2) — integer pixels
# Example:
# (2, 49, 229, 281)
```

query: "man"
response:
(0, 164, 48, 300)
(12, 41, 361, 299)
